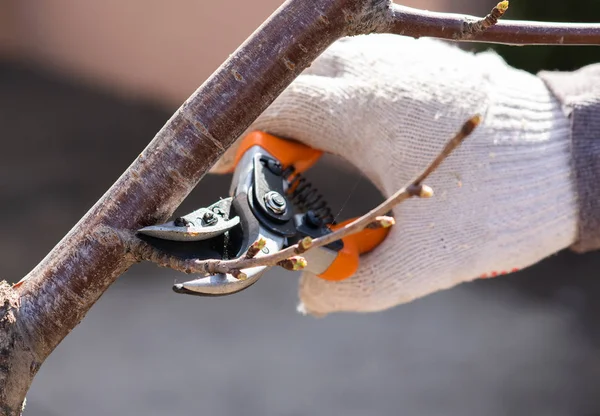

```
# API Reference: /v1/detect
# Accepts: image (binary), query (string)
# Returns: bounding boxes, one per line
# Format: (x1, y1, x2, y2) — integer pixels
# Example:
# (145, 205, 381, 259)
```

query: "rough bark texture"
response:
(1, 0, 600, 413)
(0, 0, 391, 413)
(0, 283, 35, 416)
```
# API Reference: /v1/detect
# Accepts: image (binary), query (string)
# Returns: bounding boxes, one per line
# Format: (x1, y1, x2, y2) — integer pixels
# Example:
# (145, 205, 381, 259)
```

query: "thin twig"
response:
(388, 3, 600, 45)
(135, 115, 481, 276)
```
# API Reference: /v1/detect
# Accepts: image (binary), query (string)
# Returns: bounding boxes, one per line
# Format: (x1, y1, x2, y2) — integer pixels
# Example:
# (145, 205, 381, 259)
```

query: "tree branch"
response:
(0, 0, 391, 412)
(387, 3, 600, 45)
(1, 0, 598, 412)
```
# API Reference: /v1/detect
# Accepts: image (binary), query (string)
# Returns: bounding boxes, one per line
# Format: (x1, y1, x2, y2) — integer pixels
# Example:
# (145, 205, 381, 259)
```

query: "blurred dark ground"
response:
(3, 2, 600, 415)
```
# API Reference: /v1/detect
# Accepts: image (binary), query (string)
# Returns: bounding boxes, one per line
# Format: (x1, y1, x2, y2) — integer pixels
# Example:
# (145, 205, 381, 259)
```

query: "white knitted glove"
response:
(212, 34, 578, 315)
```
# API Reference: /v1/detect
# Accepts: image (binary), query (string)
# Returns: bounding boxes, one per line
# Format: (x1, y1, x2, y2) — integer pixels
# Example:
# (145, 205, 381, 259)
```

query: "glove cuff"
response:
(539, 65, 600, 253)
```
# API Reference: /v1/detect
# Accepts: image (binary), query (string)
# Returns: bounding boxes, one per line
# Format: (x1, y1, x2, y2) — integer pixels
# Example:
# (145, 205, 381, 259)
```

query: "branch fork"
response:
(3, 0, 598, 411)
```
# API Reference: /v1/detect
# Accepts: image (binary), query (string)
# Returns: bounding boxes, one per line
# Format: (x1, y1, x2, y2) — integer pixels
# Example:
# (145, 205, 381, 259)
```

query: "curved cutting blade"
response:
(137, 198, 239, 241)
(172, 266, 265, 297)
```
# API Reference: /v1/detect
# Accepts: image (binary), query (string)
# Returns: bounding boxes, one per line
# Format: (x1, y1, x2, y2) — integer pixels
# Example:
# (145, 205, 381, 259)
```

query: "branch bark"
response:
(388, 3, 600, 45)
(0, 1, 390, 412)
(1, 0, 598, 413)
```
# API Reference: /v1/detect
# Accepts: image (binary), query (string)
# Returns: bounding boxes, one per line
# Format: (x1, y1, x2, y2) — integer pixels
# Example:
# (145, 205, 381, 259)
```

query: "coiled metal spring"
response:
(284, 167, 335, 226)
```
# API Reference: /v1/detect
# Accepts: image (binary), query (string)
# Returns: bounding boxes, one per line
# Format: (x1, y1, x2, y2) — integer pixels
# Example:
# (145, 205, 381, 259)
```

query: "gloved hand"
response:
(212, 34, 578, 316)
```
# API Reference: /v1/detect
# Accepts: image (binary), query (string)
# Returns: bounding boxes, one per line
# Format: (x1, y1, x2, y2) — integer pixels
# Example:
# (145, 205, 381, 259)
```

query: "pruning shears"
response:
(137, 131, 390, 296)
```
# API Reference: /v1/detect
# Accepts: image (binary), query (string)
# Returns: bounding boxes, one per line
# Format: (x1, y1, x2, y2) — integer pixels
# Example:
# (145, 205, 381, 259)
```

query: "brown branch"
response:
(0, 0, 391, 412)
(1, 0, 598, 412)
(134, 116, 480, 277)
(387, 3, 600, 45)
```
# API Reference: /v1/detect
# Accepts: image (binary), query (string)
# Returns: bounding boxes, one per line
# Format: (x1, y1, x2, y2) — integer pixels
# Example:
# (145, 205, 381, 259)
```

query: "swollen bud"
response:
(496, 1, 509, 12)
(297, 236, 313, 253)
(277, 256, 308, 271)
(245, 237, 267, 259)
(367, 216, 396, 229)
(232, 270, 248, 280)
(419, 185, 434, 198)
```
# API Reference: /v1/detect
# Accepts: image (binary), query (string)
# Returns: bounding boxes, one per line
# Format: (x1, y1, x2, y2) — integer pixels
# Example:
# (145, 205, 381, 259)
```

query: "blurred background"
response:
(2, 0, 600, 415)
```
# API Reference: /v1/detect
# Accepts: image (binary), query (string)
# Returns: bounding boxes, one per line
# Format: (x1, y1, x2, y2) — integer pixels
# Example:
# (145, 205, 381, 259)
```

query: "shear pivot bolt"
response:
(264, 191, 287, 214)
(202, 211, 218, 225)
(266, 159, 283, 175)
(174, 217, 193, 227)
(212, 206, 225, 217)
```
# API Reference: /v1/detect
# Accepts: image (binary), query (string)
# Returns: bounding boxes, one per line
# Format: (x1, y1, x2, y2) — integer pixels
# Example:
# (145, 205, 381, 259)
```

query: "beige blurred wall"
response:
(0, 2, 17, 54)
(1, 0, 484, 105)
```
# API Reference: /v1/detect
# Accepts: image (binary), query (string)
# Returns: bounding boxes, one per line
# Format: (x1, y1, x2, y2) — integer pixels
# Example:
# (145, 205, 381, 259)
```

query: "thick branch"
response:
(388, 4, 600, 45)
(1, 0, 391, 412)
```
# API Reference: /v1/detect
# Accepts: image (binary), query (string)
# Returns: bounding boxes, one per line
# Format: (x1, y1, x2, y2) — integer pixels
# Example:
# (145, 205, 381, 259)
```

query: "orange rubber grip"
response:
(317, 218, 391, 282)
(232, 131, 389, 282)
(231, 131, 323, 174)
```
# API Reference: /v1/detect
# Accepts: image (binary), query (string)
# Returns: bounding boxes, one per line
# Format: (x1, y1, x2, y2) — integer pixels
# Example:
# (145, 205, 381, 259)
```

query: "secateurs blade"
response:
(136, 131, 391, 297)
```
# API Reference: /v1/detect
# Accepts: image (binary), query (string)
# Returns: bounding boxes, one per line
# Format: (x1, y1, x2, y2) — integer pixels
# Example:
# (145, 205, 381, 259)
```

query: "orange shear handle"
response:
(232, 131, 323, 174)
(318, 219, 390, 281)
(234, 131, 390, 282)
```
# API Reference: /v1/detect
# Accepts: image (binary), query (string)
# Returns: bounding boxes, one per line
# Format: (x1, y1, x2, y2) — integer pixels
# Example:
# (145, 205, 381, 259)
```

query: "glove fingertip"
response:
(296, 301, 328, 318)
